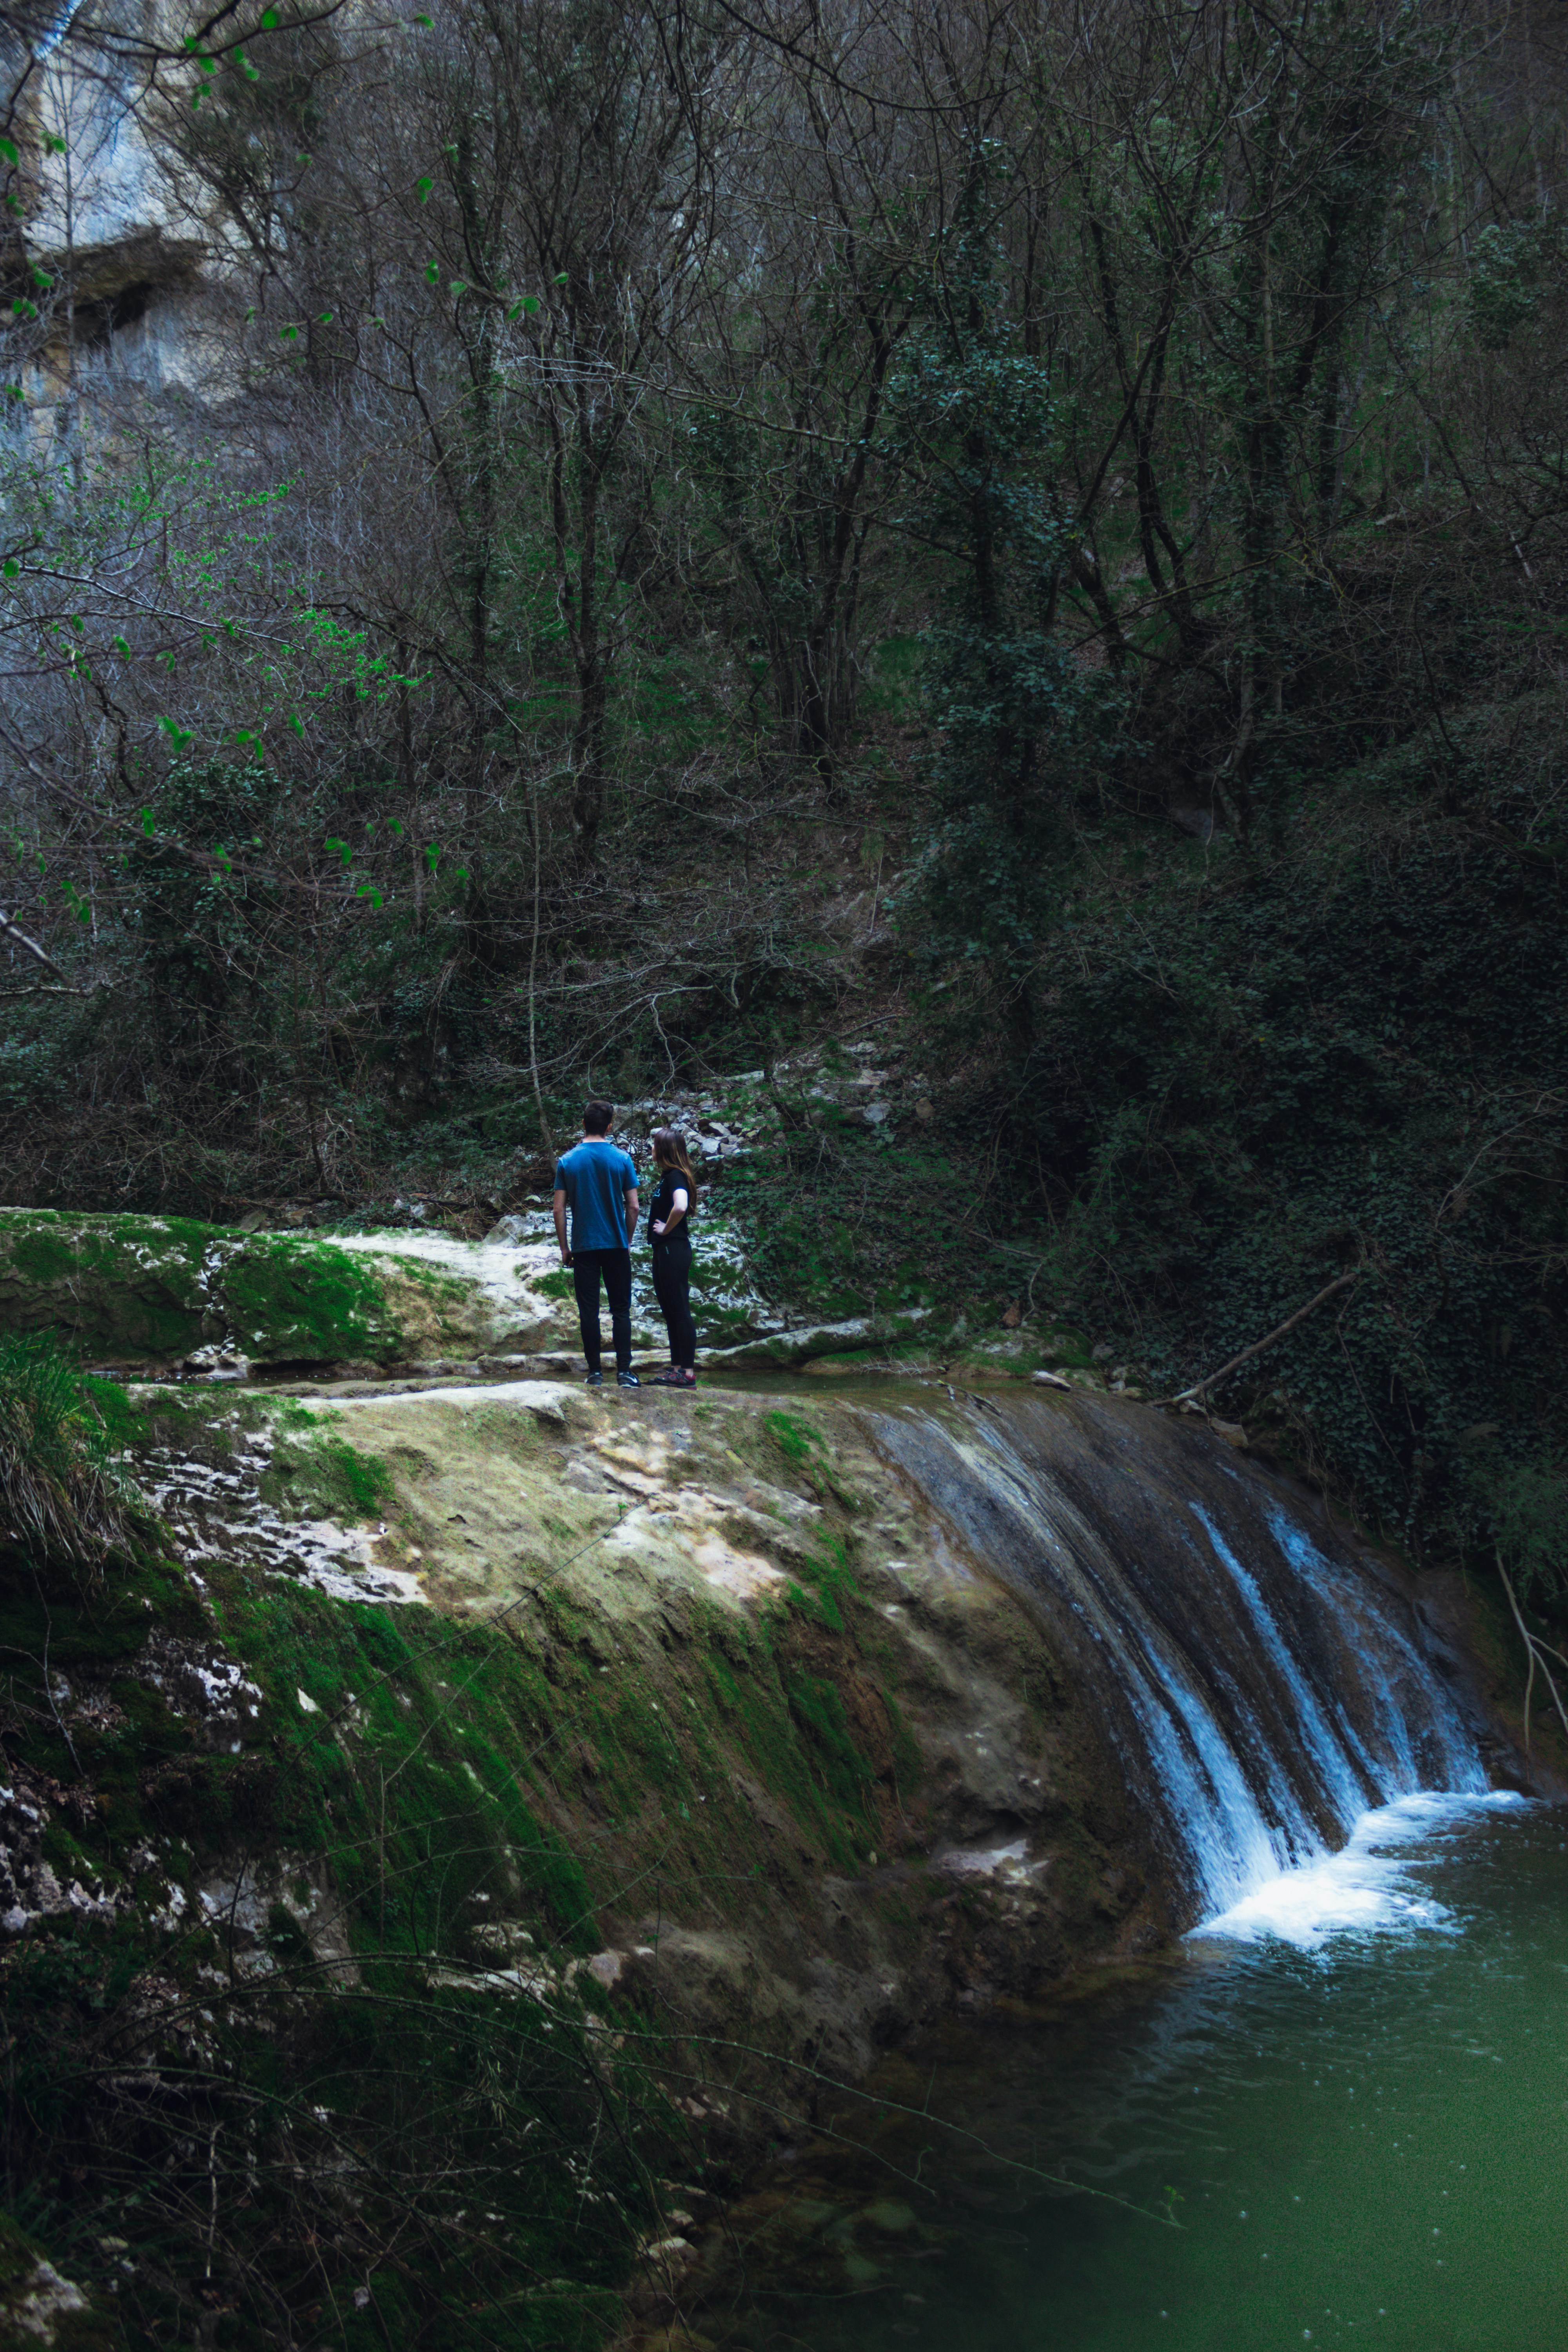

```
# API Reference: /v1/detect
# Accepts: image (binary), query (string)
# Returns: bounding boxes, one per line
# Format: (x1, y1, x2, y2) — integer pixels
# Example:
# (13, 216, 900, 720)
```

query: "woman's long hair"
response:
(650, 1127, 699, 1207)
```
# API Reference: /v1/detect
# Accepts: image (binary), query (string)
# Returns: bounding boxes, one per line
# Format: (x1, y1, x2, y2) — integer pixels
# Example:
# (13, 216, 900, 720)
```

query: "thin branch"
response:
(1172, 1268, 1364, 1405)
(0, 904, 66, 980)
(1496, 1553, 1568, 1759)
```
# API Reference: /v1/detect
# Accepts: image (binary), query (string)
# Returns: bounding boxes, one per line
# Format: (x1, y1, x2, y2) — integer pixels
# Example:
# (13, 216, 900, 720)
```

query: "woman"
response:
(645, 1126, 699, 1387)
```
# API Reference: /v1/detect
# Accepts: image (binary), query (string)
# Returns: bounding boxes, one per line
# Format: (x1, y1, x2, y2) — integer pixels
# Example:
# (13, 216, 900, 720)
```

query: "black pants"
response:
(652, 1233, 696, 1368)
(572, 1247, 633, 1374)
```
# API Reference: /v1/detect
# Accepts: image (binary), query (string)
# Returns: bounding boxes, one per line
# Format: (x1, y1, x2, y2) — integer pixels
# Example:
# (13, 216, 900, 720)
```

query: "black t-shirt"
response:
(648, 1170, 694, 1246)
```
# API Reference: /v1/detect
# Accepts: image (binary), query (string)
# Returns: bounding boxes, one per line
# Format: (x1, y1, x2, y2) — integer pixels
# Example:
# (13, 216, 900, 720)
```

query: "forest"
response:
(1, 0, 1564, 1588)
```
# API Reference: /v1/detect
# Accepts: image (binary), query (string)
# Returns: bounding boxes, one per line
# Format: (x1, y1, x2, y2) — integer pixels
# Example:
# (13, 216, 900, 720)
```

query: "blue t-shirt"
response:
(554, 1138, 639, 1251)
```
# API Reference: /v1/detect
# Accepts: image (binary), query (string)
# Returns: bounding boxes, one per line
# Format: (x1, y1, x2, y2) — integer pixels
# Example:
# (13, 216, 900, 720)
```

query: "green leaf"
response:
(0, 139, 17, 165)
(423, 842, 441, 873)
(388, 817, 405, 837)
(450, 278, 468, 296)
(2, 559, 18, 579)
(355, 880, 384, 908)
(289, 711, 306, 737)
(325, 836, 353, 867)
(113, 634, 131, 656)
(260, 6, 279, 22)
(416, 175, 434, 202)
(554, 271, 569, 285)
(414, 13, 434, 24)
(317, 310, 333, 323)
(279, 323, 299, 339)
(141, 808, 155, 836)
(521, 292, 540, 314)
(40, 132, 65, 154)
(424, 260, 439, 284)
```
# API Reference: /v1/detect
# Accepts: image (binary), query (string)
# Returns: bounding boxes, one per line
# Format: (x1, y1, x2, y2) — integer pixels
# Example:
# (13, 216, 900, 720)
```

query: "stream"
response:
(684, 1789, 1563, 2350)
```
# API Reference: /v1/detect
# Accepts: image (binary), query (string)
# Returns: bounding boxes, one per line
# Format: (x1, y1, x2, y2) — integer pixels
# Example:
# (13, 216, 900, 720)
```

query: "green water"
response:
(688, 1797, 1568, 2351)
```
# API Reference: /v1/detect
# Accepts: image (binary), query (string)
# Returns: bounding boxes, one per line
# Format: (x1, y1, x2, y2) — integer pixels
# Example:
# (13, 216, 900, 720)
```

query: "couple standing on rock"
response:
(551, 1100, 699, 1389)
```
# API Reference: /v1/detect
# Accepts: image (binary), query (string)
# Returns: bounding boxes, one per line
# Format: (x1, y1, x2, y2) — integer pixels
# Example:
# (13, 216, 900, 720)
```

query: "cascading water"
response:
(861, 1391, 1494, 1926)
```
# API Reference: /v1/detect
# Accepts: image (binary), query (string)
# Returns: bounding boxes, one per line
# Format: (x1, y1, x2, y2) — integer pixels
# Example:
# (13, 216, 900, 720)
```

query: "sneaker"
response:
(617, 1369, 641, 1387)
(585, 1370, 604, 1388)
(648, 1367, 686, 1387)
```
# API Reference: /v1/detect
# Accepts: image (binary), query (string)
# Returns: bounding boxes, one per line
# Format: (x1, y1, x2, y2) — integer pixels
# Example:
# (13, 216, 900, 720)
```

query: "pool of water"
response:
(683, 1794, 1568, 2352)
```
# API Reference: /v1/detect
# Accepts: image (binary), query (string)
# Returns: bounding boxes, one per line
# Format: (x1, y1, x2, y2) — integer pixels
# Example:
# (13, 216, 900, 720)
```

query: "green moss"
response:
(786, 1671, 877, 1817)
(221, 1236, 398, 1361)
(784, 1532, 859, 1633)
(0, 1212, 209, 1357)
(9, 1230, 80, 1285)
(531, 1269, 576, 1300)
(764, 1407, 821, 1468)
(256, 1405, 394, 1521)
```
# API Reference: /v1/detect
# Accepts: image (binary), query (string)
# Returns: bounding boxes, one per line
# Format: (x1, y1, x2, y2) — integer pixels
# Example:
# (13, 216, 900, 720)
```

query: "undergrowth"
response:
(0, 1332, 143, 1563)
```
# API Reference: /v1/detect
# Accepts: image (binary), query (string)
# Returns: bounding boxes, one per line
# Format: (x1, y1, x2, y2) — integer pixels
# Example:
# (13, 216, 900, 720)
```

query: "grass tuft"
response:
(0, 1333, 143, 1564)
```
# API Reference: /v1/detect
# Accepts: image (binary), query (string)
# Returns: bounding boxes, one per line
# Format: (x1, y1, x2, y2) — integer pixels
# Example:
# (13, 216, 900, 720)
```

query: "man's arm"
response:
(624, 1185, 639, 1243)
(553, 1187, 570, 1265)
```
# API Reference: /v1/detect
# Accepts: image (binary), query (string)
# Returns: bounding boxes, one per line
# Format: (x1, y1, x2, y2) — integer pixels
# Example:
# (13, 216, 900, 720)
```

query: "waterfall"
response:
(863, 1392, 1490, 1926)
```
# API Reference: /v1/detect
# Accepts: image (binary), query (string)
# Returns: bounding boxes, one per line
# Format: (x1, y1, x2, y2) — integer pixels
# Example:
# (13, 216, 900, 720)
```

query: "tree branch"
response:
(0, 905, 66, 981)
(1172, 1267, 1363, 1405)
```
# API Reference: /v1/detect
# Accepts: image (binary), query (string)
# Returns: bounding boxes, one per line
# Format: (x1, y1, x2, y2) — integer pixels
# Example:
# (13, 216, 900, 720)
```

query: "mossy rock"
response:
(220, 1233, 401, 1362)
(0, 2213, 111, 2350)
(0, 1212, 530, 1367)
(0, 1209, 215, 1359)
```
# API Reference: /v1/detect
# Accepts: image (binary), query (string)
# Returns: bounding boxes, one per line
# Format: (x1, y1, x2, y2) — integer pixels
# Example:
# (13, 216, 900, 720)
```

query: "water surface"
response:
(688, 1796, 1566, 2352)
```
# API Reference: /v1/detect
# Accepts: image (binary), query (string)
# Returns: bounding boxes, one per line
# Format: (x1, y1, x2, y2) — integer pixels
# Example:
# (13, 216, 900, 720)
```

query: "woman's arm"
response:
(652, 1185, 688, 1238)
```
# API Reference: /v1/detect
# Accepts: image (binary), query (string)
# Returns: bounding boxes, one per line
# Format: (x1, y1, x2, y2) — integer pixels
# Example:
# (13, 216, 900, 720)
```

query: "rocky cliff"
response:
(0, 1217, 1149, 2347)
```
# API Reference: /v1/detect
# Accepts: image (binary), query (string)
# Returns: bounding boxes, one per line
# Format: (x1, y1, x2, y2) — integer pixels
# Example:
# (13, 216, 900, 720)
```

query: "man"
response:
(552, 1100, 641, 1388)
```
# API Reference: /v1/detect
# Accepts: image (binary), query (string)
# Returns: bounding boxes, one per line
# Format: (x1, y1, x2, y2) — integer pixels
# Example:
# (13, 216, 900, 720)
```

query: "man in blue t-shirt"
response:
(552, 1100, 641, 1387)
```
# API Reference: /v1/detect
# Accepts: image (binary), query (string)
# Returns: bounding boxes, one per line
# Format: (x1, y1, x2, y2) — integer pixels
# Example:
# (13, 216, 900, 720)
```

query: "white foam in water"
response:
(1195, 1790, 1531, 1950)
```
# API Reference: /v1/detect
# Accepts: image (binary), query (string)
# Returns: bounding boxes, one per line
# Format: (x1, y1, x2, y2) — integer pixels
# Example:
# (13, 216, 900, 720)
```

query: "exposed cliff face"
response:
(25, 1373, 1151, 2023)
(0, 1336, 1151, 2346)
(5, 42, 223, 425)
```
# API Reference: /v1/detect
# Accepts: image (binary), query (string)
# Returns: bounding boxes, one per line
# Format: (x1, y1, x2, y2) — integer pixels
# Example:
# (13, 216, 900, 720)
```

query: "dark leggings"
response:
(652, 1233, 696, 1368)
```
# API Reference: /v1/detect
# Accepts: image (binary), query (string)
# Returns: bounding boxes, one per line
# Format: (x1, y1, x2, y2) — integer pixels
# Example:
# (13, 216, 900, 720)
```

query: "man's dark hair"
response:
(583, 1099, 615, 1136)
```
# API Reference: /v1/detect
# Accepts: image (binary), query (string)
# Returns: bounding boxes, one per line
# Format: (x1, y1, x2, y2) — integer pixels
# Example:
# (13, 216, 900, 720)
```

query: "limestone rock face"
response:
(0, 1207, 788, 1371)
(0, 1208, 557, 1368)
(11, 32, 229, 425)
(52, 1370, 1151, 2100)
